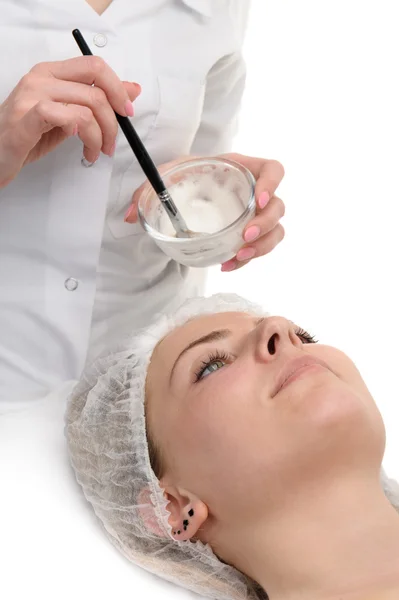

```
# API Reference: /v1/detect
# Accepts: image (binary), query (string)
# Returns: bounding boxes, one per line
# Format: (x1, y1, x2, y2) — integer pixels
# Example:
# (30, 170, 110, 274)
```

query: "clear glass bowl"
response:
(138, 157, 256, 268)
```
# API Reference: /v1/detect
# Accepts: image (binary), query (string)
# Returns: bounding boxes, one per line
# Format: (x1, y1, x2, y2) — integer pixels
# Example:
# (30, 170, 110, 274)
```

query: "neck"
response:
(225, 474, 399, 600)
(85, 0, 112, 16)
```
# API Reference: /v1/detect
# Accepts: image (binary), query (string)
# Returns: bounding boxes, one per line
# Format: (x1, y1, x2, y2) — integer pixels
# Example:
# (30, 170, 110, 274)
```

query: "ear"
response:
(137, 487, 170, 538)
(162, 483, 208, 542)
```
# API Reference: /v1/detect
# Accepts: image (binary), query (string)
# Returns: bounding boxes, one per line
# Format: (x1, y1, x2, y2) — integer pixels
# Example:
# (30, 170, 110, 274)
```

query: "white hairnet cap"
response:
(65, 293, 399, 600)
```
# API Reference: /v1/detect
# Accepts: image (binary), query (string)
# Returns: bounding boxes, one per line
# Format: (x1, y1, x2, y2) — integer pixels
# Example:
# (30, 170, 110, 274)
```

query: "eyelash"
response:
(295, 327, 318, 344)
(194, 350, 231, 383)
(193, 327, 318, 383)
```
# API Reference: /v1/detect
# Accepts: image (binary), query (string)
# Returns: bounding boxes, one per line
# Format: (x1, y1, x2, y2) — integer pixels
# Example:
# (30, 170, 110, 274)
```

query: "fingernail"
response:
(244, 225, 260, 243)
(125, 100, 134, 117)
(109, 142, 116, 157)
(132, 82, 142, 94)
(237, 247, 256, 262)
(72, 125, 79, 136)
(221, 259, 236, 272)
(258, 191, 270, 210)
(124, 204, 135, 222)
(81, 155, 99, 168)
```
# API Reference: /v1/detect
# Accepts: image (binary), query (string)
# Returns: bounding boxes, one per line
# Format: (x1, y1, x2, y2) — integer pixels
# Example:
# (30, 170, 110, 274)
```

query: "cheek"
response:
(316, 346, 382, 424)
(317, 346, 365, 387)
(278, 367, 386, 480)
(169, 370, 281, 513)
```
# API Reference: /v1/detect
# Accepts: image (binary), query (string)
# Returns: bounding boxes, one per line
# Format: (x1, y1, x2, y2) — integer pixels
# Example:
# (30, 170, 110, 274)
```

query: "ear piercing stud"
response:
(173, 509, 195, 536)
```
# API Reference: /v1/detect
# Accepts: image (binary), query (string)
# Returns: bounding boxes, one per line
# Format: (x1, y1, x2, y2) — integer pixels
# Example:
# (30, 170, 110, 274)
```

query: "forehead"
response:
(146, 311, 258, 401)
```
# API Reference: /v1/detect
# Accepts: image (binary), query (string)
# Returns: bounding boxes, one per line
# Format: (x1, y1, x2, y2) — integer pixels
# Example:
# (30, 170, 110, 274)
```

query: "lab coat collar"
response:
(181, 0, 212, 18)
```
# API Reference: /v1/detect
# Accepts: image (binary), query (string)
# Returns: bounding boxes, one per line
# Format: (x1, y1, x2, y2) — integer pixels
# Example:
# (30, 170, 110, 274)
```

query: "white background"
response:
(207, 0, 399, 480)
(2, 2, 399, 599)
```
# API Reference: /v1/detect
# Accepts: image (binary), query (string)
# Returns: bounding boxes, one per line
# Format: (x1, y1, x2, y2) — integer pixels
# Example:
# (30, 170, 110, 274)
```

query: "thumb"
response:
(125, 159, 183, 224)
(124, 184, 142, 223)
(122, 81, 142, 102)
(125, 156, 196, 224)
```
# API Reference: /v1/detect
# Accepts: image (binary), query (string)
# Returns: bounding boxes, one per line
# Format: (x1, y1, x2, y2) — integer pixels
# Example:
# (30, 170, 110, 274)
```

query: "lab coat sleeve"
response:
(190, 0, 252, 156)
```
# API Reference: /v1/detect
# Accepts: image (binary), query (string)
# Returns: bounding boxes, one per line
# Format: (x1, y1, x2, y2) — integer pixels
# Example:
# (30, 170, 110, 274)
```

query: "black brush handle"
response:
(72, 29, 167, 197)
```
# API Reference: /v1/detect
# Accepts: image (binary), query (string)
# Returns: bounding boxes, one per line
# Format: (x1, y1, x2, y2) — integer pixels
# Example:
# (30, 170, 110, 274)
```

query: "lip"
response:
(273, 355, 330, 397)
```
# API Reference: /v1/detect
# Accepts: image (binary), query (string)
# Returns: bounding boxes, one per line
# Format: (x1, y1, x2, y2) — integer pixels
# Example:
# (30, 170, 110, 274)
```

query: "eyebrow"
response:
(169, 329, 231, 384)
(169, 317, 266, 385)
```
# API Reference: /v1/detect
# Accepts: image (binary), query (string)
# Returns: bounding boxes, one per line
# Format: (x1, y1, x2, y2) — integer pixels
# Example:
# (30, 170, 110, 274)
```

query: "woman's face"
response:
(146, 312, 385, 526)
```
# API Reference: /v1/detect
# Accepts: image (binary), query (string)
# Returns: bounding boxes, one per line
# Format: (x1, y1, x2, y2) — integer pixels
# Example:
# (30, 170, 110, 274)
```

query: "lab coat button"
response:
(93, 33, 108, 47)
(64, 278, 79, 291)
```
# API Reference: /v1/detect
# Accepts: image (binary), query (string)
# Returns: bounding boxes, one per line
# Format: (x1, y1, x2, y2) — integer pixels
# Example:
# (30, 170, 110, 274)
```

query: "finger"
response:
(125, 180, 154, 223)
(31, 56, 140, 118)
(73, 106, 103, 163)
(45, 79, 118, 155)
(254, 159, 285, 205)
(125, 157, 195, 223)
(2, 100, 78, 165)
(123, 81, 142, 102)
(124, 199, 138, 223)
(234, 223, 285, 271)
(238, 223, 285, 263)
(36, 101, 102, 163)
(221, 153, 285, 192)
(221, 223, 285, 272)
(220, 258, 238, 273)
(242, 196, 285, 243)
(220, 153, 285, 207)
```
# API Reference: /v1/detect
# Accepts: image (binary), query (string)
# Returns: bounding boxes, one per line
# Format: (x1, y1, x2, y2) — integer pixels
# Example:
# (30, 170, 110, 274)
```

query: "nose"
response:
(254, 317, 301, 363)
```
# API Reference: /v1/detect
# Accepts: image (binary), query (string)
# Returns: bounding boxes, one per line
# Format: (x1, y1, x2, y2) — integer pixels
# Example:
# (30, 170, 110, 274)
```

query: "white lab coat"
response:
(0, 0, 250, 404)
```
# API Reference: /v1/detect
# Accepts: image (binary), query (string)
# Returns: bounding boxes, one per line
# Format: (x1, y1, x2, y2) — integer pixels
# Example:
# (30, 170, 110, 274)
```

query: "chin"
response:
(303, 383, 386, 467)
